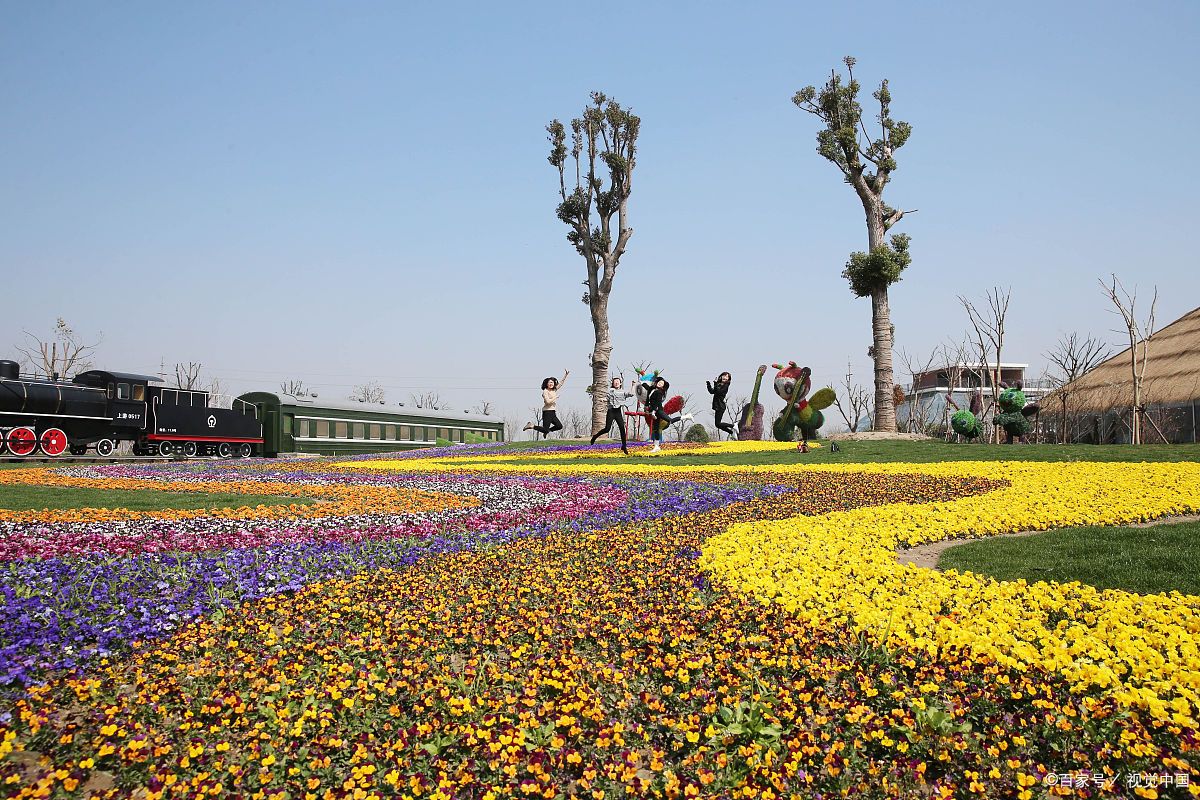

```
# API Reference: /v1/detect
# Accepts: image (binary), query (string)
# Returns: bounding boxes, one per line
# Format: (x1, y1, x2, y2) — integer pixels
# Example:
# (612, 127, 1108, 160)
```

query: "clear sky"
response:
(4, 1, 1198, 430)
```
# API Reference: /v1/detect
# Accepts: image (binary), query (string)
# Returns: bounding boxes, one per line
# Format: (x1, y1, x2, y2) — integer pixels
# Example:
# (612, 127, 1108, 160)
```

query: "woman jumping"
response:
(590, 376, 634, 454)
(523, 370, 569, 438)
(643, 376, 691, 453)
(707, 371, 735, 437)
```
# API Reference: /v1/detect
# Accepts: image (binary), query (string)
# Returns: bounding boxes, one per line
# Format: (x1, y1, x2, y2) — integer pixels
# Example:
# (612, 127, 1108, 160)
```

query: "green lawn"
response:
(482, 439, 1200, 467)
(0, 485, 316, 512)
(937, 520, 1200, 596)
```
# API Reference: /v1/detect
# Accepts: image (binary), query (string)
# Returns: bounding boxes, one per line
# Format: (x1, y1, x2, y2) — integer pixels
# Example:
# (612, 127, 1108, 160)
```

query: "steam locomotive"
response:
(0, 359, 263, 458)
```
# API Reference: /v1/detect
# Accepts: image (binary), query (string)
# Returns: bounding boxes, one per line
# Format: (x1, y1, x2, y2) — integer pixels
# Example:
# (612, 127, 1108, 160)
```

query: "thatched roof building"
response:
(1063, 305, 1200, 413)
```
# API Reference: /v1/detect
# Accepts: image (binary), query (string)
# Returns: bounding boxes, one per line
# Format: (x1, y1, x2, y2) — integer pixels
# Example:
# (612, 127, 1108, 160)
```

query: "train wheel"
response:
(182, 442, 198, 458)
(0, 433, 7, 455)
(7, 427, 37, 457)
(157, 441, 175, 457)
(39, 428, 68, 457)
(217, 442, 233, 459)
(237, 443, 253, 458)
(95, 439, 115, 457)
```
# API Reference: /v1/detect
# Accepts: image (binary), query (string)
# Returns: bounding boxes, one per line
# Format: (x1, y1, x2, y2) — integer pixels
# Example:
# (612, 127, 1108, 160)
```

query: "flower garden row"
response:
(0, 443, 1197, 798)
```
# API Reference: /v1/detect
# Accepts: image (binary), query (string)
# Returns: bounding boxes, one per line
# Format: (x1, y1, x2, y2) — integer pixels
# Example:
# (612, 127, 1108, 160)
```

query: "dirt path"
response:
(896, 514, 1200, 570)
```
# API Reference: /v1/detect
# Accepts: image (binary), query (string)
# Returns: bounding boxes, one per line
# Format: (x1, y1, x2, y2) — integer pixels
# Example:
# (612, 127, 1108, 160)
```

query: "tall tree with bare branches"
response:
(547, 92, 640, 432)
(1100, 276, 1157, 444)
(959, 287, 1012, 443)
(1044, 332, 1111, 444)
(794, 57, 915, 432)
(17, 318, 102, 378)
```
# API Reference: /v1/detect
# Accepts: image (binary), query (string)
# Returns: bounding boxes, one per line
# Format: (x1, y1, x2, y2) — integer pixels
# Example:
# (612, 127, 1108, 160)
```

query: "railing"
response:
(159, 388, 211, 407)
(903, 379, 1057, 396)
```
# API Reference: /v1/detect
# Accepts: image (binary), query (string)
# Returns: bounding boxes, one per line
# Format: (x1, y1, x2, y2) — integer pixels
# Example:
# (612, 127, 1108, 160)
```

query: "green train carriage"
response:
(236, 392, 505, 457)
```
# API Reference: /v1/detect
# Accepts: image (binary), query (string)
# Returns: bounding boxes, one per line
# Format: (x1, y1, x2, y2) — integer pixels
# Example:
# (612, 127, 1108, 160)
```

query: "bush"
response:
(684, 424, 710, 444)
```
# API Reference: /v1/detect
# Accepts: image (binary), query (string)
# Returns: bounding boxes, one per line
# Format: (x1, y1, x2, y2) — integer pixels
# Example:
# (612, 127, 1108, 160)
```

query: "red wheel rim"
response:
(39, 428, 68, 456)
(8, 427, 37, 456)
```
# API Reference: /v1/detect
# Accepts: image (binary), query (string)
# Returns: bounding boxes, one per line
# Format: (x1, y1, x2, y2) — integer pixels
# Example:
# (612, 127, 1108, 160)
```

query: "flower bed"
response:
(0, 445, 1198, 798)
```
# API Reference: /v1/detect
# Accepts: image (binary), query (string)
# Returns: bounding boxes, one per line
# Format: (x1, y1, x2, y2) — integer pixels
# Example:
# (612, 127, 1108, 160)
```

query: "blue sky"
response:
(3, 1, 1198, 428)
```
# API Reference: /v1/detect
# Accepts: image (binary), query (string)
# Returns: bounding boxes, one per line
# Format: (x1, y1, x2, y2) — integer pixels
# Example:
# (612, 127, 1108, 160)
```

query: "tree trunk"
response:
(1129, 337, 1141, 445)
(870, 286, 896, 432)
(590, 296, 612, 434)
(863, 205, 896, 433)
(1060, 394, 1068, 445)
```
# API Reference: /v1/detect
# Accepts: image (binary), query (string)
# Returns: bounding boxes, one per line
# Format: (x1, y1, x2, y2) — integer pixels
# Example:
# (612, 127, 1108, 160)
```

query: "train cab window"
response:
(132, 385, 145, 402)
(117, 383, 130, 400)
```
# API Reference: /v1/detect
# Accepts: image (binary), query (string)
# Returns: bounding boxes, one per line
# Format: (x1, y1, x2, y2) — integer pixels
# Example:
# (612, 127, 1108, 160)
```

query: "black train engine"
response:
(0, 359, 262, 458)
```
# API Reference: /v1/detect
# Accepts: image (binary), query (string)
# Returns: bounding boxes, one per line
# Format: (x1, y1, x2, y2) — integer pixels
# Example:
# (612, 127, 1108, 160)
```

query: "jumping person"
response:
(590, 376, 634, 454)
(706, 371, 735, 437)
(643, 376, 692, 453)
(523, 370, 569, 438)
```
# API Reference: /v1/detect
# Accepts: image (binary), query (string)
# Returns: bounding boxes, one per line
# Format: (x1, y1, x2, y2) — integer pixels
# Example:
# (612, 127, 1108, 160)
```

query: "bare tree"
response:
(351, 382, 386, 404)
(206, 375, 233, 409)
(1044, 332, 1111, 444)
(281, 379, 309, 397)
(896, 348, 940, 435)
(832, 361, 872, 433)
(1100, 276, 1158, 445)
(938, 337, 976, 438)
(547, 92, 640, 432)
(561, 406, 590, 439)
(960, 287, 1012, 443)
(17, 318, 102, 379)
(526, 407, 544, 441)
(471, 401, 494, 416)
(410, 391, 445, 410)
(502, 414, 521, 443)
(173, 362, 203, 390)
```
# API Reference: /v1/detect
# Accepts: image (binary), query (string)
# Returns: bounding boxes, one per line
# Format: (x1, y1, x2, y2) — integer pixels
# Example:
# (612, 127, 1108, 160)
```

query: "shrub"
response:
(684, 424, 710, 444)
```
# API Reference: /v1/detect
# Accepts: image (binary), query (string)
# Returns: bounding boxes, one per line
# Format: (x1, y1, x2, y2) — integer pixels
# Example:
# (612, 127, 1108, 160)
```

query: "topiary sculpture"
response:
(769, 362, 836, 447)
(993, 385, 1040, 444)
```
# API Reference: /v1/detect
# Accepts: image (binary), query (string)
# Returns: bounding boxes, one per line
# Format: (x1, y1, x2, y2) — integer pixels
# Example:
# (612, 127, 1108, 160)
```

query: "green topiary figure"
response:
(993, 386, 1040, 444)
(768, 362, 836, 446)
(951, 409, 982, 440)
(684, 424, 710, 444)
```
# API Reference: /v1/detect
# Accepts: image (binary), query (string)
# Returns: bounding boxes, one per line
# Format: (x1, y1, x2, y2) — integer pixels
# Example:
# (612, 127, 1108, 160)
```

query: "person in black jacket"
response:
(643, 376, 692, 453)
(707, 371, 735, 437)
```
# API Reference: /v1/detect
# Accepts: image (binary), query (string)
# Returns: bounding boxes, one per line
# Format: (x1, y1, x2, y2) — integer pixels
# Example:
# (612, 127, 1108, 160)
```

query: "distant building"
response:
(1051, 305, 1200, 444)
(897, 362, 1052, 435)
